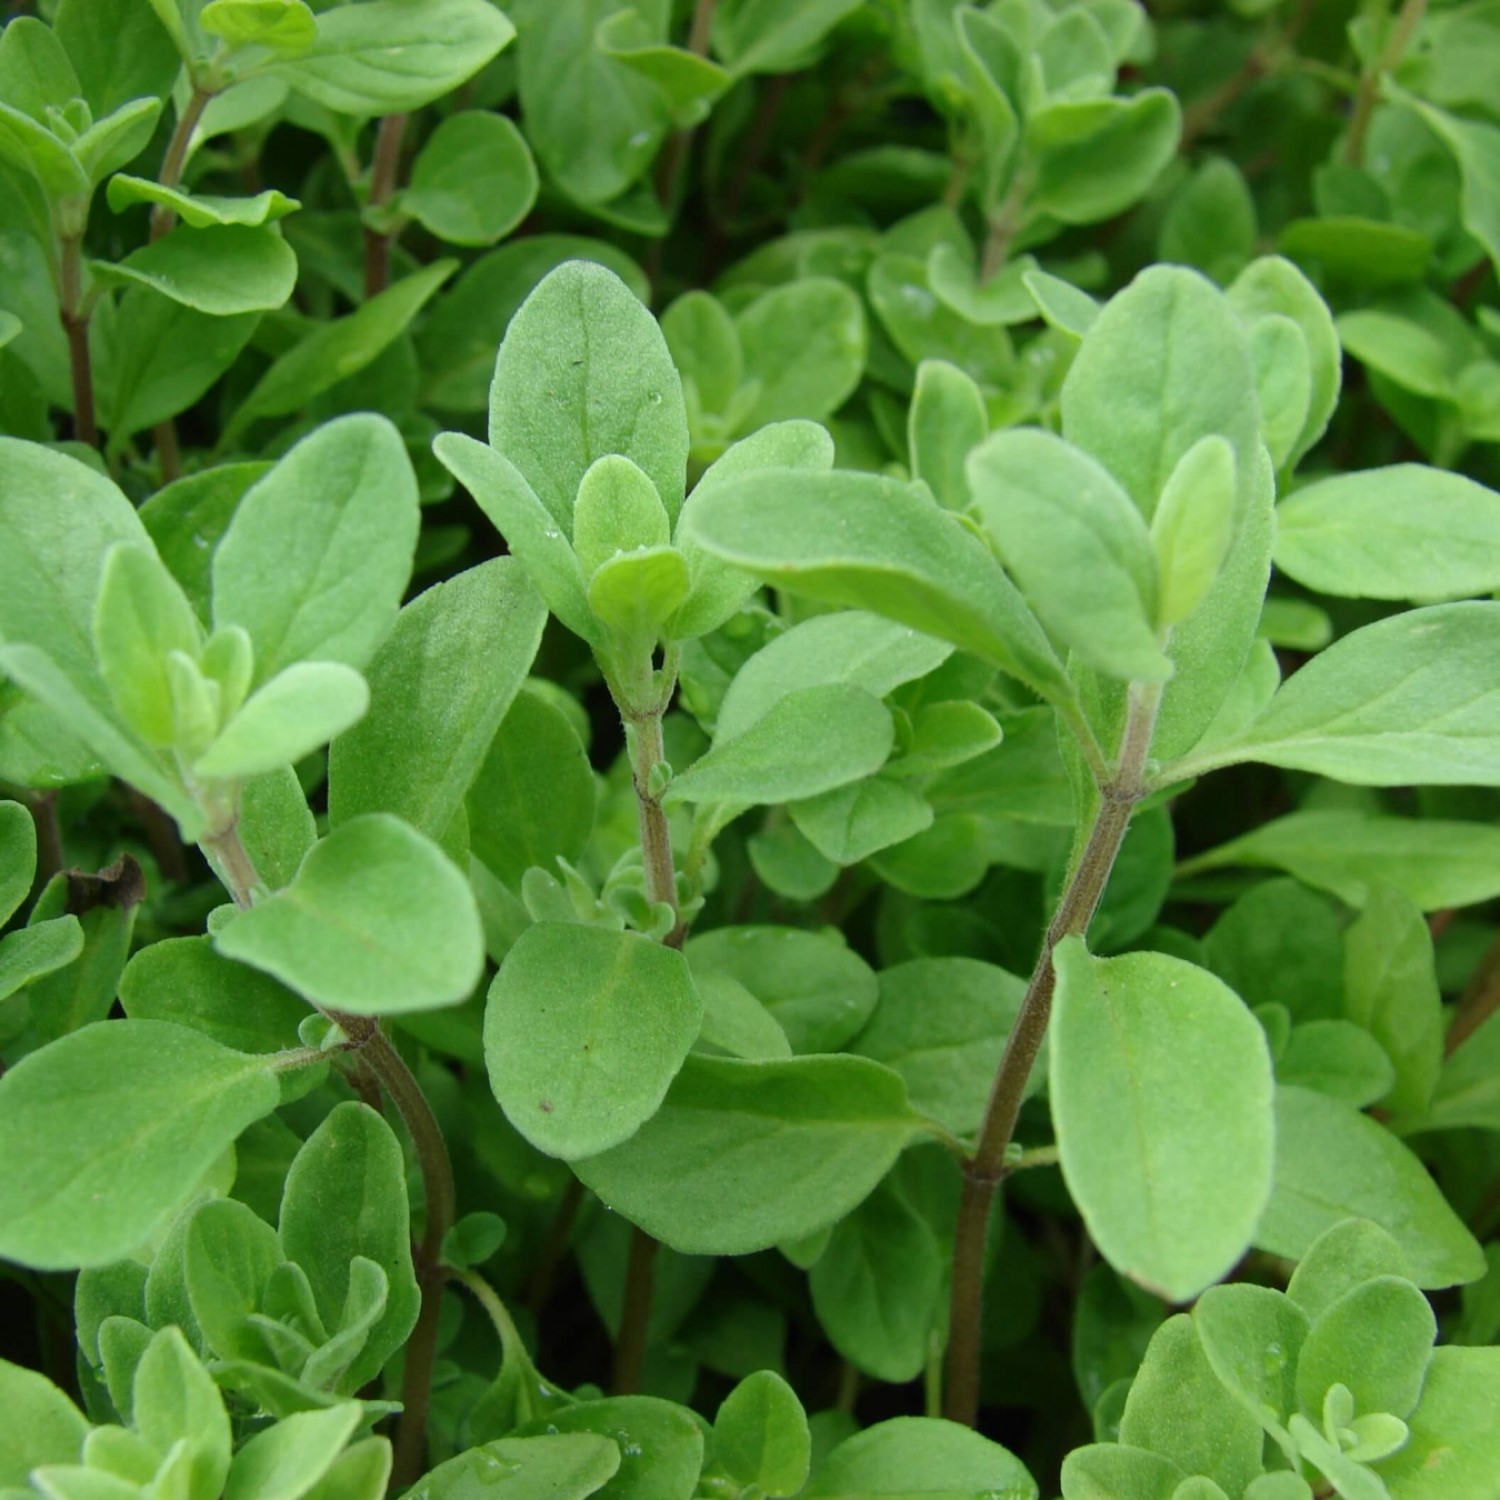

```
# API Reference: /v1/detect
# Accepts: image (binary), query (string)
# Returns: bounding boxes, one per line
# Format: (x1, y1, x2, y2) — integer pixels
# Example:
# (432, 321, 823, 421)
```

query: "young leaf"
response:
(1255, 1086, 1485, 1289)
(213, 413, 420, 682)
(0, 1019, 278, 1269)
(1193, 1284, 1309, 1444)
(803, 1417, 1037, 1500)
(571, 1053, 918, 1255)
(1342, 887, 1443, 1119)
(278, 1104, 419, 1394)
(1150, 436, 1237, 629)
(0, 1360, 88, 1482)
(1190, 603, 1500, 786)
(182, 1197, 284, 1361)
(223, 1404, 364, 1500)
(327, 558, 547, 843)
(711, 1371, 810, 1498)
(1050, 941, 1275, 1302)
(909, 359, 988, 512)
(967, 427, 1169, 682)
(485, 923, 704, 1159)
(194, 662, 369, 779)
(571, 454, 671, 578)
(1285, 1218, 1412, 1325)
(132, 1325, 231, 1498)
(682, 468, 1071, 703)
(1275, 466, 1500, 602)
(488, 260, 689, 528)
(790, 777, 934, 865)
(1295, 1275, 1435, 1422)
(214, 814, 484, 1015)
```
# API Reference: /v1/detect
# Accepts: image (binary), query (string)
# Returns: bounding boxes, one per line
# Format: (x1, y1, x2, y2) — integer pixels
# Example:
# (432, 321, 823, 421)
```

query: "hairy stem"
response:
(1344, 0, 1427, 166)
(58, 235, 96, 448)
(199, 817, 453, 1485)
(363, 112, 409, 299)
(943, 683, 1162, 1426)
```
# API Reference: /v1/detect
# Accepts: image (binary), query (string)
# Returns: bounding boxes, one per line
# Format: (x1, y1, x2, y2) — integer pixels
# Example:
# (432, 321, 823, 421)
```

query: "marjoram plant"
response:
(5, 0, 1500, 1497)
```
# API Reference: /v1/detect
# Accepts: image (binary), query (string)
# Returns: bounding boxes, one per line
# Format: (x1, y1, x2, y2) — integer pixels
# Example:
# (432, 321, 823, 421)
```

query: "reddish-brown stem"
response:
(526, 1175, 586, 1315)
(26, 791, 63, 886)
(363, 112, 409, 300)
(943, 686, 1160, 1426)
(1446, 928, 1500, 1058)
(151, 86, 213, 242)
(58, 235, 97, 447)
(612, 1225, 659, 1395)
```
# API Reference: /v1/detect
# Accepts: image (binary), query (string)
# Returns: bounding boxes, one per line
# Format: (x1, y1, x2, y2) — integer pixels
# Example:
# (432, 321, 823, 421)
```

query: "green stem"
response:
(363, 112, 409, 300)
(1344, 0, 1427, 166)
(942, 682, 1162, 1427)
(979, 170, 1030, 283)
(198, 817, 453, 1486)
(450, 1263, 526, 1356)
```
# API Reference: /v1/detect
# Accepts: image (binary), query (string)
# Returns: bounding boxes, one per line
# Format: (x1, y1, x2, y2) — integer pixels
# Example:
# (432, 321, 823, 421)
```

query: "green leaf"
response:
(139, 463, 268, 623)
(851, 956, 1028, 1137)
(432, 434, 598, 644)
(0, 1360, 88, 1483)
(0, 1019, 278, 1269)
(712, 0, 865, 77)
(790, 777, 934, 865)
(213, 413, 419, 681)
(1062, 1445, 1184, 1500)
(405, 1433, 621, 1500)
(711, 1371, 810, 1497)
(572, 455, 671, 578)
(0, 438, 151, 702)
(909, 359, 987, 512)
(734, 278, 866, 428)
(968, 427, 1168, 682)
(809, 1176, 943, 1383)
(514, 1397, 703, 1499)
(1371, 1346, 1500, 1497)
(682, 469, 1071, 703)
(1118, 1316, 1265, 1498)
(1285, 1218, 1412, 1325)
(182, 1197, 283, 1361)
(1193, 1284, 1309, 1444)
(201, 0, 318, 52)
(132, 1325, 231, 1497)
(1024, 268, 1101, 339)
(684, 925, 877, 1054)
(1191, 604, 1500, 786)
(100, 293, 258, 456)
(486, 923, 703, 1159)
(1275, 467, 1500, 602)
(224, 1404, 364, 1500)
(1183, 811, 1500, 910)
(195, 662, 368, 779)
(54, 0, 178, 117)
(1160, 157, 1256, 285)
(1342, 887, 1442, 1119)
(229, 260, 454, 432)
(1061, 265, 1261, 521)
(1296, 1276, 1434, 1422)
(514, 0, 668, 206)
(803, 1417, 1037, 1500)
(1050, 941, 1275, 1302)
(1228, 257, 1341, 473)
(1277, 1020, 1395, 1109)
(0, 917, 82, 1004)
(1151, 436, 1237, 629)
(489, 261, 688, 529)
(587, 545, 691, 648)
(93, 226, 297, 316)
(278, 1103, 419, 1393)
(572, 1053, 917, 1255)
(417, 236, 648, 412)
(1030, 92, 1181, 226)
(1277, 216, 1430, 288)
(1255, 1086, 1485, 1290)
(327, 558, 546, 843)
(107, 174, 300, 227)
(269, 0, 514, 114)
(466, 689, 595, 890)
(0, 798, 36, 924)
(215, 814, 483, 1015)
(595, 9, 731, 127)
(667, 683, 892, 806)
(664, 289, 741, 417)
(1401, 95, 1500, 276)
(92, 541, 203, 749)
(400, 112, 537, 247)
